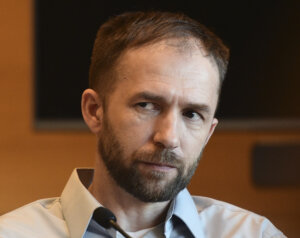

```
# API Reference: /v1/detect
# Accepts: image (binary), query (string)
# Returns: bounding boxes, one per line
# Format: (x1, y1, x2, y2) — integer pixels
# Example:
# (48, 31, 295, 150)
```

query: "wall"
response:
(0, 1, 299, 237)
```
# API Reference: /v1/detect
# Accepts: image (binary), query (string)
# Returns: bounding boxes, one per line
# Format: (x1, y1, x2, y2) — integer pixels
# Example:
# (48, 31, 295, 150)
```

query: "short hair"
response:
(89, 11, 229, 98)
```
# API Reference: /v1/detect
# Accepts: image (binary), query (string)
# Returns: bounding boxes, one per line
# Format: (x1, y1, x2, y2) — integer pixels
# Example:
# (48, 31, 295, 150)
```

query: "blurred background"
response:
(0, 0, 299, 237)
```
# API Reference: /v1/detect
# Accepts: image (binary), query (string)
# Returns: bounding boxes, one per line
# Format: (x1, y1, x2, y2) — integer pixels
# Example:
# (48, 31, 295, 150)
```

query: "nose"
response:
(153, 110, 180, 149)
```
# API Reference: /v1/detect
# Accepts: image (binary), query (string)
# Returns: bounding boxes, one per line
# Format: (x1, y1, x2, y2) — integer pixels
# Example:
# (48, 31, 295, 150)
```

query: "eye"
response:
(136, 102, 154, 109)
(182, 110, 203, 121)
(137, 102, 150, 108)
(135, 102, 159, 113)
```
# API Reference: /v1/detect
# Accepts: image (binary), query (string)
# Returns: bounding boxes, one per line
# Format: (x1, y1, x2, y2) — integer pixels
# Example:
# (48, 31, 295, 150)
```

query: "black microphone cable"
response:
(92, 207, 133, 238)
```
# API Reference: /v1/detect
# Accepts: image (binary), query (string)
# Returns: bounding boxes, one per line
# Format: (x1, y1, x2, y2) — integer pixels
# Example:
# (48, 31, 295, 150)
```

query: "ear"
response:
(204, 118, 218, 146)
(81, 89, 103, 134)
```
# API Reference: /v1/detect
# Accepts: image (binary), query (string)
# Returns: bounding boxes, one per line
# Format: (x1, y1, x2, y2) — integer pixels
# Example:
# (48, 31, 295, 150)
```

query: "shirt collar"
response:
(169, 188, 205, 238)
(61, 168, 100, 238)
(61, 169, 205, 238)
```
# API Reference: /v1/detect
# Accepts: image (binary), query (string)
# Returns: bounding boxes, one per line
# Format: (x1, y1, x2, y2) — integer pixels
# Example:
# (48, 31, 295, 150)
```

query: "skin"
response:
(81, 39, 219, 232)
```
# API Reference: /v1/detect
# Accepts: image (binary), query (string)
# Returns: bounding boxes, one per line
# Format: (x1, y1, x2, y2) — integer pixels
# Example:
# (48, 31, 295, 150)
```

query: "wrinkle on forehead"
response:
(127, 38, 219, 80)
(163, 37, 207, 56)
(153, 38, 218, 73)
(115, 39, 219, 96)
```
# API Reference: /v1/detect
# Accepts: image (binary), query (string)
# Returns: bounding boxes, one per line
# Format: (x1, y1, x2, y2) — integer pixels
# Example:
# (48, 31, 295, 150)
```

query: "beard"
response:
(98, 117, 202, 203)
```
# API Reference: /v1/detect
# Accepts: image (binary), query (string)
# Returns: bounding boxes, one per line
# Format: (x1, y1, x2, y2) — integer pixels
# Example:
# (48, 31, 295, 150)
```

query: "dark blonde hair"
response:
(89, 11, 229, 98)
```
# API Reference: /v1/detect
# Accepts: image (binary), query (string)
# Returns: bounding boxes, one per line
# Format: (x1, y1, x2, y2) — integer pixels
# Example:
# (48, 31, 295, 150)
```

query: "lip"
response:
(138, 161, 176, 172)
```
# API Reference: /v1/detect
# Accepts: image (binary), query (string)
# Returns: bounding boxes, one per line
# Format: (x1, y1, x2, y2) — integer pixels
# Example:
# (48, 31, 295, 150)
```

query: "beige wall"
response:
(0, 1, 299, 237)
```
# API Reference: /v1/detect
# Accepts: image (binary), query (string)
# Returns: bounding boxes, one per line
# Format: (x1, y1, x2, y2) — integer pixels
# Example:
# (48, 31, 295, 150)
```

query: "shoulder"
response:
(191, 195, 286, 238)
(192, 195, 256, 214)
(0, 198, 69, 238)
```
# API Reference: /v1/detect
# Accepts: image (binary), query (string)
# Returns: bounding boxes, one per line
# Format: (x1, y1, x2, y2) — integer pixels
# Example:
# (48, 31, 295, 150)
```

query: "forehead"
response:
(112, 40, 219, 108)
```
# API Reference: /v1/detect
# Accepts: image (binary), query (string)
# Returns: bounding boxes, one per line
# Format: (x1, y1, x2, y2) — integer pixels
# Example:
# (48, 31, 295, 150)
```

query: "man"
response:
(0, 11, 285, 238)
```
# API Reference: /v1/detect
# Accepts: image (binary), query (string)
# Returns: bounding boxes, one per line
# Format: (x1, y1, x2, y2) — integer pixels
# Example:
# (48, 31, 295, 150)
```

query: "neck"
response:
(89, 157, 171, 232)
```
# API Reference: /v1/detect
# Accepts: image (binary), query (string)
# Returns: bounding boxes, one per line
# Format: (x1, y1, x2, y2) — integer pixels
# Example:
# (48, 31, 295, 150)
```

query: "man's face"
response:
(97, 40, 219, 202)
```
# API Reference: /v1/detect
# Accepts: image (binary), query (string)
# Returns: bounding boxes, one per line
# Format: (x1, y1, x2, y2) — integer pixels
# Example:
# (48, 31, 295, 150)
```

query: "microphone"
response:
(92, 207, 133, 238)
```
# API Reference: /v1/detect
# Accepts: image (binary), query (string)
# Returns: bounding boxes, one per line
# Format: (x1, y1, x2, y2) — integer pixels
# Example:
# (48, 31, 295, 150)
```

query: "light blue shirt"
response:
(0, 168, 286, 238)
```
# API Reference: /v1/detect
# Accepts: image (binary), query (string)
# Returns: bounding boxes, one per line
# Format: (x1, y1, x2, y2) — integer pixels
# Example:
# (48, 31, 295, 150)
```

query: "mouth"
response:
(138, 161, 177, 172)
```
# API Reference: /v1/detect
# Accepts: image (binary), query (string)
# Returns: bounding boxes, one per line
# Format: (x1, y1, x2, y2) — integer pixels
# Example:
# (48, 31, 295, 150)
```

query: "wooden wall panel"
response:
(0, 1, 299, 237)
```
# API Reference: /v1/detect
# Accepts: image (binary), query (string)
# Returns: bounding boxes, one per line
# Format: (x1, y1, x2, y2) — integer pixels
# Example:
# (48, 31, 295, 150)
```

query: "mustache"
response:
(133, 149, 182, 167)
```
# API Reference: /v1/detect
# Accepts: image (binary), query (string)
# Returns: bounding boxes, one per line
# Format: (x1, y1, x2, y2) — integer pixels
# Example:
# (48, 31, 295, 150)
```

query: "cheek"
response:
(112, 115, 155, 156)
(180, 128, 209, 161)
(183, 142, 204, 163)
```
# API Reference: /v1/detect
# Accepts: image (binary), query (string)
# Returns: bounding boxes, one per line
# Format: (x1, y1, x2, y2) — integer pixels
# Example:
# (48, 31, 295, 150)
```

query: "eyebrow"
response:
(131, 92, 166, 103)
(184, 103, 211, 115)
(130, 91, 212, 114)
